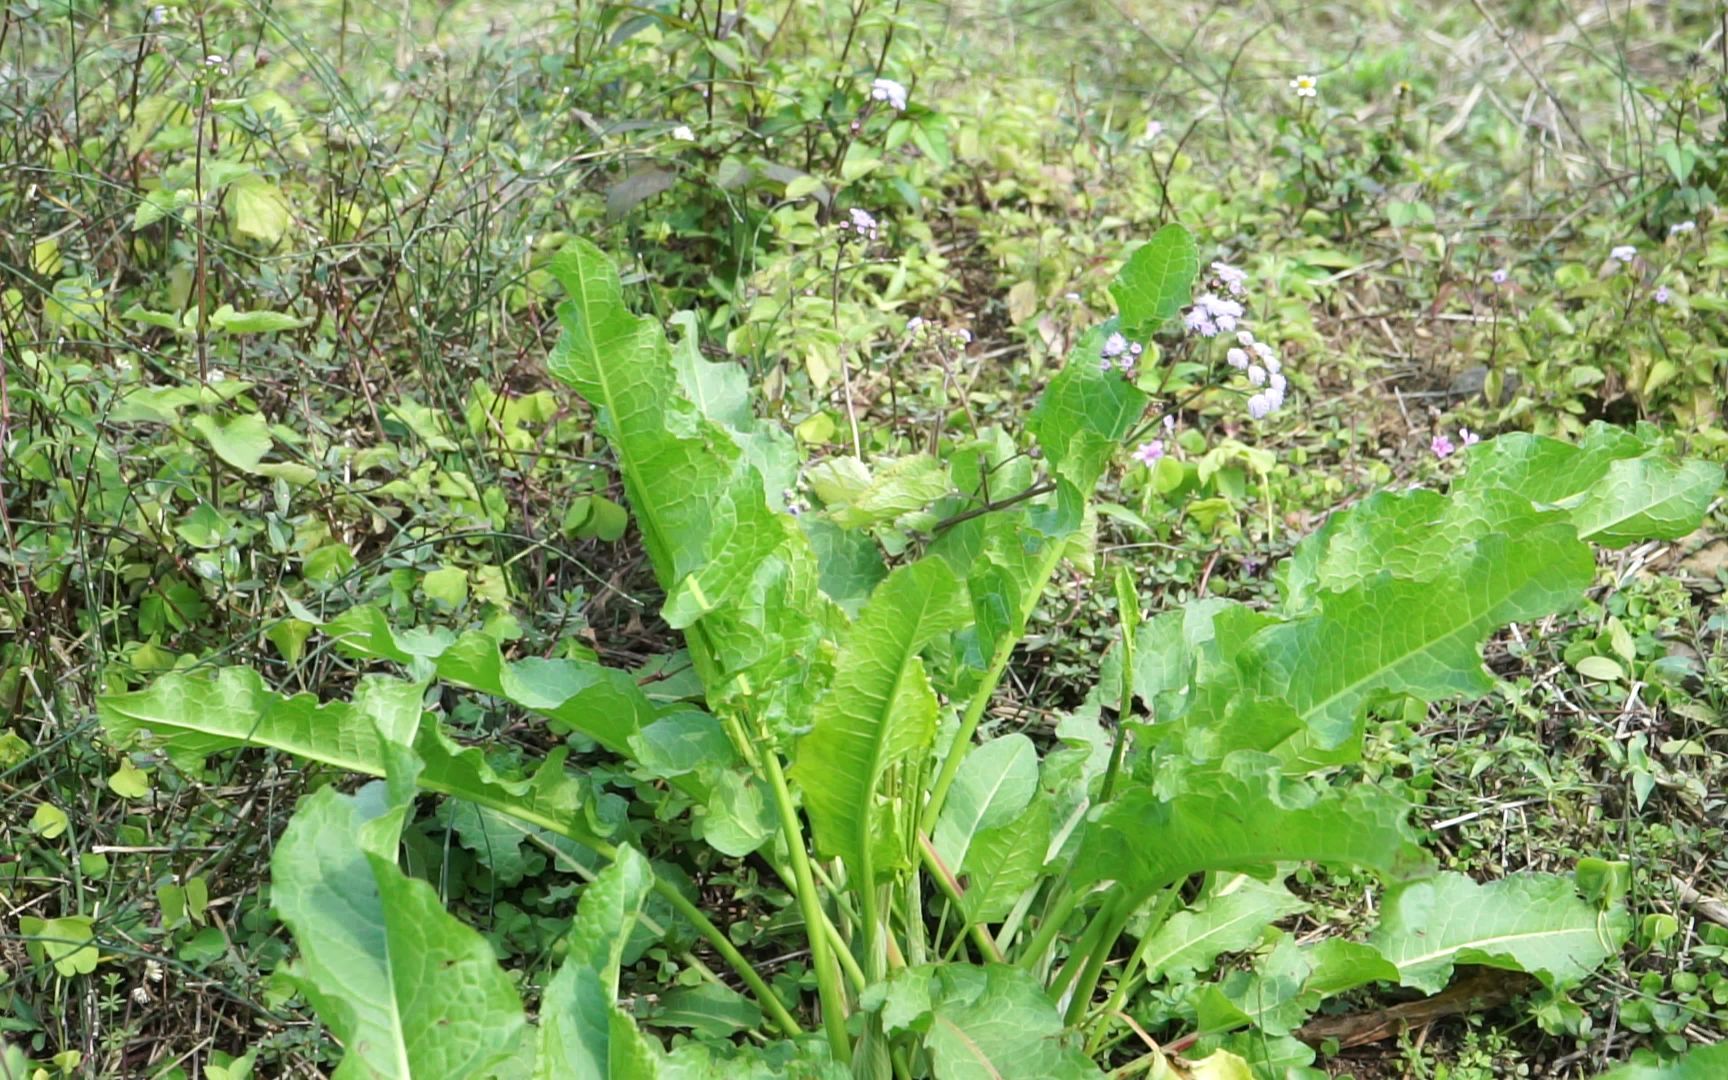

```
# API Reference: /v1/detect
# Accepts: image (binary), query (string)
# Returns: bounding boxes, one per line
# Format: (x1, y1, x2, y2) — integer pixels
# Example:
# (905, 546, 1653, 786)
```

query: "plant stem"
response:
(918, 833, 1005, 963)
(922, 541, 1066, 834)
(1015, 884, 1083, 974)
(1100, 596, 1136, 804)
(760, 748, 853, 1064)
(1063, 891, 1134, 1026)
(1086, 886, 1177, 1055)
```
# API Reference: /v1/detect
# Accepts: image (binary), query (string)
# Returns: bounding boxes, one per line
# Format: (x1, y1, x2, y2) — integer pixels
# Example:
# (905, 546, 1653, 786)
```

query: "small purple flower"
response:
(1211, 262, 1247, 296)
(1669, 220, 1696, 237)
(1143, 120, 1164, 141)
(1184, 308, 1217, 337)
(1654, 286, 1671, 304)
(1196, 292, 1244, 333)
(1490, 267, 1508, 285)
(1459, 427, 1480, 447)
(841, 207, 880, 241)
(1431, 434, 1456, 459)
(1133, 440, 1165, 465)
(1226, 347, 1249, 369)
(869, 78, 908, 111)
(1247, 393, 1272, 420)
(1101, 331, 1128, 359)
(1247, 364, 1267, 386)
(1610, 244, 1637, 264)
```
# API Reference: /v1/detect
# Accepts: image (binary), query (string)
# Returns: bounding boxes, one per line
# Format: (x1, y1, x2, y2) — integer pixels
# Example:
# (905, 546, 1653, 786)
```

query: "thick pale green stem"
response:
(919, 833, 1005, 963)
(1015, 885, 1083, 974)
(1062, 891, 1134, 1026)
(922, 542, 1066, 835)
(761, 749, 853, 1064)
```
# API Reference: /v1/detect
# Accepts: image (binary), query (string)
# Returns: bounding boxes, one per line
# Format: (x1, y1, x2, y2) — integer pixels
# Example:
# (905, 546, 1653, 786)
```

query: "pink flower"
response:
(1431, 434, 1456, 459)
(1133, 440, 1165, 465)
(1490, 267, 1508, 285)
(1654, 286, 1671, 304)
(1459, 427, 1480, 447)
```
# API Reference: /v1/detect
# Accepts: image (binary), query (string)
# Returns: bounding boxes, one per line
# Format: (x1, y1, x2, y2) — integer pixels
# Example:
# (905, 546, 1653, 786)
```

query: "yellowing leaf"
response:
(225, 174, 292, 247)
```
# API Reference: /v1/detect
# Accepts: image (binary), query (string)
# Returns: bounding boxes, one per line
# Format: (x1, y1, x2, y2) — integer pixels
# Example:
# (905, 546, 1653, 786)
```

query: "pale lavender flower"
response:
(1669, 220, 1696, 237)
(1237, 330, 1257, 347)
(1247, 364, 1267, 386)
(1163, 414, 1175, 432)
(1184, 308, 1217, 337)
(1247, 393, 1272, 420)
(1226, 347, 1250, 369)
(1654, 286, 1671, 304)
(1197, 292, 1244, 333)
(1101, 331, 1128, 359)
(870, 78, 908, 111)
(1133, 440, 1165, 465)
(1143, 120, 1164, 141)
(1211, 262, 1247, 296)
(1610, 244, 1637, 264)
(1459, 427, 1480, 447)
(843, 207, 880, 241)
(671, 124, 696, 142)
(1490, 267, 1508, 285)
(1431, 433, 1456, 459)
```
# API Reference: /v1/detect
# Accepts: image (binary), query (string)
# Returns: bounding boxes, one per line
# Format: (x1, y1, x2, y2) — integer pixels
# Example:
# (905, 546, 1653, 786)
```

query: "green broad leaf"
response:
(1108, 223, 1199, 338)
(801, 517, 888, 617)
(19, 915, 98, 977)
(809, 454, 951, 529)
(650, 983, 762, 1039)
(98, 667, 616, 854)
(880, 964, 1100, 1080)
(208, 304, 309, 334)
(1171, 524, 1594, 770)
(1368, 871, 1632, 993)
(1196, 936, 1394, 1039)
(548, 239, 838, 734)
(1027, 325, 1148, 532)
(441, 802, 532, 885)
(29, 802, 68, 839)
(326, 607, 701, 790)
(225, 173, 292, 246)
(932, 733, 1040, 871)
(98, 667, 425, 773)
(957, 800, 1050, 924)
(272, 758, 528, 1079)
(1455, 423, 1722, 547)
(1137, 876, 1308, 982)
(191, 412, 273, 473)
(793, 559, 966, 882)
(537, 845, 661, 1079)
(1072, 754, 1431, 893)
(1597, 1042, 1728, 1079)
(668, 311, 798, 506)
(697, 767, 778, 858)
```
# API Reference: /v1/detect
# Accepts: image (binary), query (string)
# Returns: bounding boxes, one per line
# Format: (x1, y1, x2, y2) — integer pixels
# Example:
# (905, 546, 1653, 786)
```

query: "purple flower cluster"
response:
(839, 208, 880, 242)
(1098, 330, 1144, 377)
(1430, 428, 1480, 460)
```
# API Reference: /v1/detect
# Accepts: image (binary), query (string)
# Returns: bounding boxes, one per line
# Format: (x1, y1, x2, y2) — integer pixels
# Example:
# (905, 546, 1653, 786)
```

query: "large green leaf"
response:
(1597, 1043, 1728, 1079)
(1108, 223, 1199, 338)
(1072, 754, 1431, 893)
(958, 801, 1051, 924)
(931, 733, 1040, 871)
(1368, 871, 1631, 993)
(98, 667, 615, 853)
(1027, 325, 1147, 533)
(548, 238, 839, 733)
(880, 964, 1100, 1080)
(99, 667, 423, 775)
(537, 845, 660, 1079)
(1137, 876, 1308, 982)
(793, 559, 966, 881)
(808, 454, 952, 529)
(1454, 422, 1722, 547)
(1163, 523, 1594, 770)
(272, 749, 528, 1079)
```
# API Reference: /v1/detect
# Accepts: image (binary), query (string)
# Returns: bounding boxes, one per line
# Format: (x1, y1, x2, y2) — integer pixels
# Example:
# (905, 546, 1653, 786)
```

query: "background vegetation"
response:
(2, 0, 1725, 1076)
